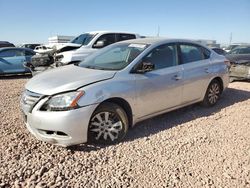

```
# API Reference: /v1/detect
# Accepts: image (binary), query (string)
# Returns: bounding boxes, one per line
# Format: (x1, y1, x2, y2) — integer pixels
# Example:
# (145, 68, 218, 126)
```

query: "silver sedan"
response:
(20, 38, 229, 146)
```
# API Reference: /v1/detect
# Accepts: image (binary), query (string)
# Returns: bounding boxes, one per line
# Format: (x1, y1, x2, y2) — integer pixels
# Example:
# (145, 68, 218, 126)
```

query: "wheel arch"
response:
(201, 76, 224, 101)
(211, 76, 224, 93)
(93, 97, 133, 127)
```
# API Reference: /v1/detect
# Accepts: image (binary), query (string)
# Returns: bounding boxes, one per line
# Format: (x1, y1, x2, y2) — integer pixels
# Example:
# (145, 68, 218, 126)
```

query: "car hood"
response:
(25, 65, 116, 95)
(58, 43, 82, 49)
(56, 43, 82, 53)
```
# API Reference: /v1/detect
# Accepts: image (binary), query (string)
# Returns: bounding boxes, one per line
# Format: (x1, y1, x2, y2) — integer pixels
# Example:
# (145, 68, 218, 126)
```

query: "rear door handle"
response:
(173, 74, 182, 80)
(205, 68, 210, 73)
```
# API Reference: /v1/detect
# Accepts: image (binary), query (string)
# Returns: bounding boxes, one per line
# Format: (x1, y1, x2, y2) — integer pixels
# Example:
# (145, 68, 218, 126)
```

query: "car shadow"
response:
(69, 87, 250, 152)
(0, 74, 31, 80)
(232, 80, 250, 83)
(125, 87, 250, 142)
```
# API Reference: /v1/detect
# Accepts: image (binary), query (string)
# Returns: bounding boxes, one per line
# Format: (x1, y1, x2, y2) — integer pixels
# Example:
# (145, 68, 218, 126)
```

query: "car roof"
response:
(85, 31, 137, 35)
(0, 41, 12, 44)
(21, 43, 41, 45)
(118, 37, 206, 46)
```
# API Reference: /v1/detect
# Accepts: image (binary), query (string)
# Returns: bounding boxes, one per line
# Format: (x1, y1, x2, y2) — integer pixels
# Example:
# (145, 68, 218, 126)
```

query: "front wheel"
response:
(88, 102, 129, 145)
(202, 80, 222, 107)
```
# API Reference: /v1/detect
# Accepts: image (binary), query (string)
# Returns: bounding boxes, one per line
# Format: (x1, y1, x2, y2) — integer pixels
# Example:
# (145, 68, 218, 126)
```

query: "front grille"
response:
(21, 90, 43, 113)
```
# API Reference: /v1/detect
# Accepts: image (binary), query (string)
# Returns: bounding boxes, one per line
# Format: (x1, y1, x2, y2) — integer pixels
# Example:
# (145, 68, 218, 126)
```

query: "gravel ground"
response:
(0, 76, 249, 188)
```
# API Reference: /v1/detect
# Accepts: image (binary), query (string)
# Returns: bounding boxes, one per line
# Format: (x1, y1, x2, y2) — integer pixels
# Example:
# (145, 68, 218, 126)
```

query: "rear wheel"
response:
(202, 80, 222, 107)
(88, 102, 128, 145)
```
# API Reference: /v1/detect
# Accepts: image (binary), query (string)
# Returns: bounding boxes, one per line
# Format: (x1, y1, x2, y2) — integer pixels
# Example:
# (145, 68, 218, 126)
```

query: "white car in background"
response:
(54, 31, 141, 65)
(34, 45, 55, 54)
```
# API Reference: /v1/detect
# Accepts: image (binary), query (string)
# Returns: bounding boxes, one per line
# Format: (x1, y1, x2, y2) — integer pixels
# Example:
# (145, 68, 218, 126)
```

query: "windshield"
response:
(71, 33, 96, 45)
(79, 43, 148, 70)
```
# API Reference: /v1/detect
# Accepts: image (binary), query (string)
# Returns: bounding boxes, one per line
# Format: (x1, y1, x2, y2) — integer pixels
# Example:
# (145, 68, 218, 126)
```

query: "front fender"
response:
(77, 75, 136, 112)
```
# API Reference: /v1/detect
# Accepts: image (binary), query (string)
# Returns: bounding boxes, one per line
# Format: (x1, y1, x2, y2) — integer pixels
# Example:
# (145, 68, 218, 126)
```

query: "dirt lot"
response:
(0, 76, 249, 188)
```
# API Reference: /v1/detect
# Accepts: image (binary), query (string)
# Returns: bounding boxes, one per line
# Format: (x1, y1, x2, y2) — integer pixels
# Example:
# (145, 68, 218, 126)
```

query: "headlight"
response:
(42, 91, 84, 111)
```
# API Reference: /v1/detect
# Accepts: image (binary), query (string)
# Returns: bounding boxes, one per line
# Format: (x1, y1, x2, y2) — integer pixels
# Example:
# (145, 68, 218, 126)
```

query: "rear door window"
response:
(179, 44, 208, 64)
(143, 44, 178, 70)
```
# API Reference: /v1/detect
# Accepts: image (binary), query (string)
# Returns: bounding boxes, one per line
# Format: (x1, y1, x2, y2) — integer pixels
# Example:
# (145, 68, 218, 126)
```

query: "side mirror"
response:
(134, 62, 155, 73)
(93, 40, 105, 48)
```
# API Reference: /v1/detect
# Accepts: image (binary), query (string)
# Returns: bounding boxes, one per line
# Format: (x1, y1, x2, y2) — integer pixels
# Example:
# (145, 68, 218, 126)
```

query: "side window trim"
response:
(199, 46, 211, 59)
(176, 43, 183, 65)
(115, 33, 119, 42)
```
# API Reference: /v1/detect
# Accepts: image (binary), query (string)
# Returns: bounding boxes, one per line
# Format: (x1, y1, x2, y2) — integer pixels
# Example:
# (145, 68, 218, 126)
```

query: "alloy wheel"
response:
(89, 111, 123, 141)
(208, 83, 220, 104)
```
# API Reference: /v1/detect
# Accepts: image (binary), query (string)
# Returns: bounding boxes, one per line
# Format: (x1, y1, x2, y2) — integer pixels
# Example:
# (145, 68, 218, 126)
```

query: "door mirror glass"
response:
(93, 34, 116, 48)
(135, 61, 155, 73)
(93, 40, 105, 48)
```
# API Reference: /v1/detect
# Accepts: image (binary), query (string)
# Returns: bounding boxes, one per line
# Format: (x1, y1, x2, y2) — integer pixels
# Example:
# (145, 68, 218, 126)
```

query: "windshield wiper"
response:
(83, 65, 98, 69)
(93, 66, 119, 70)
(82, 65, 118, 71)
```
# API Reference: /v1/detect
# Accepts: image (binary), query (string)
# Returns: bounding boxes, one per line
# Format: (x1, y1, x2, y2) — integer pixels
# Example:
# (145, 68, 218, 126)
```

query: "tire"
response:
(88, 102, 129, 145)
(202, 80, 222, 107)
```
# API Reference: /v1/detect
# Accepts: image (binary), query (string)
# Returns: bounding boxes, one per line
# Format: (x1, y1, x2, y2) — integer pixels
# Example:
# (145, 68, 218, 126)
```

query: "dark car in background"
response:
(226, 46, 250, 82)
(0, 41, 15, 48)
(0, 47, 35, 75)
(224, 44, 239, 53)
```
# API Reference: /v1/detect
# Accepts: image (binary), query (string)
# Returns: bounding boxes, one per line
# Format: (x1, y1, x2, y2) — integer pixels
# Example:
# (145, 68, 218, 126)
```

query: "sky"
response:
(0, 0, 250, 46)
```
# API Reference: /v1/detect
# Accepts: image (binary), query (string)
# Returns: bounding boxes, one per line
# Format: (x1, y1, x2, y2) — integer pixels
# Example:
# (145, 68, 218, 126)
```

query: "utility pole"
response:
(229, 32, 232, 45)
(157, 25, 160, 37)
